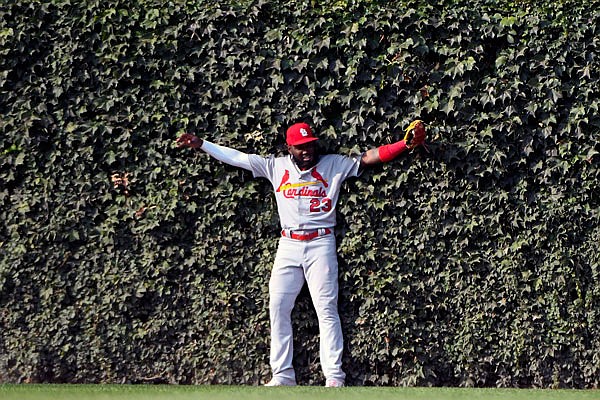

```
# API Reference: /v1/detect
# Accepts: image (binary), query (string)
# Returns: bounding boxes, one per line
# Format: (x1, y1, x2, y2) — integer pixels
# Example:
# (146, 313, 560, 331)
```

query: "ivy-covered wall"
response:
(1, 0, 599, 388)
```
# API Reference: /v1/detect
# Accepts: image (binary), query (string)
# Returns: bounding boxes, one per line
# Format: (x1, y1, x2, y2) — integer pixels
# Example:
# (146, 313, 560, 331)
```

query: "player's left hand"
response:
(176, 133, 202, 149)
(404, 120, 426, 149)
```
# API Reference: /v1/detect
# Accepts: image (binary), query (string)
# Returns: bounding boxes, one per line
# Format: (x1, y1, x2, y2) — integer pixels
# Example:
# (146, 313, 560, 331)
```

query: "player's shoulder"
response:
(249, 153, 282, 162)
(320, 153, 359, 163)
(321, 153, 347, 160)
(259, 154, 293, 168)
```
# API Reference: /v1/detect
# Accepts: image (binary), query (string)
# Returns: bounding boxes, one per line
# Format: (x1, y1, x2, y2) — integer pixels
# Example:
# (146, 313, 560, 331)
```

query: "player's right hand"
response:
(176, 133, 202, 149)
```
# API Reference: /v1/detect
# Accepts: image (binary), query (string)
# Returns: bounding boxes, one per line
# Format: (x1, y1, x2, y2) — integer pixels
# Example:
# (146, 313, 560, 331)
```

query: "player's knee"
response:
(270, 293, 296, 313)
(314, 298, 339, 319)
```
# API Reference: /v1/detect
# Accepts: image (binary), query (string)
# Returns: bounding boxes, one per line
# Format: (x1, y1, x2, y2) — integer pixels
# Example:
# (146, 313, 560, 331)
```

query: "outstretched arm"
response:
(360, 120, 426, 168)
(360, 140, 408, 167)
(176, 133, 252, 170)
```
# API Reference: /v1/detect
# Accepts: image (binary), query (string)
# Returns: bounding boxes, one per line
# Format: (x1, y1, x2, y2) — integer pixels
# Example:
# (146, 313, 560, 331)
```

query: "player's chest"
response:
(274, 166, 336, 200)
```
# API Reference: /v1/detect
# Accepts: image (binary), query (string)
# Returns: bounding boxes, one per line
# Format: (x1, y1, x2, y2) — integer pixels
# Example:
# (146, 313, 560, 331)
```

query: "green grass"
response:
(0, 385, 599, 400)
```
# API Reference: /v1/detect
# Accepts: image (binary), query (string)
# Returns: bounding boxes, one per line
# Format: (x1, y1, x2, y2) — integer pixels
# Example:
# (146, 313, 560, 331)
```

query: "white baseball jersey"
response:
(248, 154, 362, 230)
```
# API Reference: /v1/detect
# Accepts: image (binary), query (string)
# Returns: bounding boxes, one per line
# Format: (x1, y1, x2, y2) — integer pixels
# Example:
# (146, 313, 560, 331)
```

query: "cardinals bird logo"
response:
(276, 170, 291, 192)
(310, 168, 329, 188)
(276, 168, 329, 192)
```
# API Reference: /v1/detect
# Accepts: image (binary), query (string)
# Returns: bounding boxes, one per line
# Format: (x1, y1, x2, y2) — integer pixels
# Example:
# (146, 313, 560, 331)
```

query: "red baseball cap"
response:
(286, 122, 318, 146)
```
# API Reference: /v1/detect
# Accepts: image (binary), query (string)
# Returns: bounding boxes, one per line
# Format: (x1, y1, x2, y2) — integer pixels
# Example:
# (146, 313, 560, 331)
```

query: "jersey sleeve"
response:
(200, 140, 253, 170)
(248, 154, 277, 182)
(335, 153, 363, 180)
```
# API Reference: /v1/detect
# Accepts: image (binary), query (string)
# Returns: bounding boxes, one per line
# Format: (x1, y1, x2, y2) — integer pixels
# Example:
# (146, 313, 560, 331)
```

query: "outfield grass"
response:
(0, 385, 599, 400)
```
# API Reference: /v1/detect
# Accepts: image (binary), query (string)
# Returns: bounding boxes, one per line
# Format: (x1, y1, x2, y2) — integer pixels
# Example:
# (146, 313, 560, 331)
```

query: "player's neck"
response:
(294, 155, 319, 171)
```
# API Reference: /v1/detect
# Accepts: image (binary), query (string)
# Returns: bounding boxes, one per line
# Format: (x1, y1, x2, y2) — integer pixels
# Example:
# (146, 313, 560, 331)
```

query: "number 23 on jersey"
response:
(310, 198, 332, 212)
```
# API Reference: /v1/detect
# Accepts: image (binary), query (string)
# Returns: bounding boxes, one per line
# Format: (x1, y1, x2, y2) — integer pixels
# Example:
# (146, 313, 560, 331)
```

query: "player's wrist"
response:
(377, 140, 408, 162)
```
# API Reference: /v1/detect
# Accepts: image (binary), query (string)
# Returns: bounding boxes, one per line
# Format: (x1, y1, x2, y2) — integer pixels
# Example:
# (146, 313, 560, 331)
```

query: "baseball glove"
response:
(403, 120, 427, 149)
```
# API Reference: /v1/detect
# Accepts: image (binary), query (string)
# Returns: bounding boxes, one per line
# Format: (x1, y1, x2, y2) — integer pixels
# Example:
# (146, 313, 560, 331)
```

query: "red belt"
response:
(281, 228, 332, 241)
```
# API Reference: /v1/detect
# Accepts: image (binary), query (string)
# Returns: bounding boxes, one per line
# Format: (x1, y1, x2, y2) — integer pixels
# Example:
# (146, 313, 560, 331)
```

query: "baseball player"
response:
(176, 121, 426, 387)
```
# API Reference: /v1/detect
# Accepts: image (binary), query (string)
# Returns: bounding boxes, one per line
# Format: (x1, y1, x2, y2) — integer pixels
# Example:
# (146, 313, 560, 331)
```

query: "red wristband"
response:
(378, 141, 408, 162)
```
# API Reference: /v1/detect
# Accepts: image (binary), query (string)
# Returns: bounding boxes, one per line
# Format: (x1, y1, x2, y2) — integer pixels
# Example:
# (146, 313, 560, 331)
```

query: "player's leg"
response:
(303, 235, 346, 386)
(268, 237, 305, 386)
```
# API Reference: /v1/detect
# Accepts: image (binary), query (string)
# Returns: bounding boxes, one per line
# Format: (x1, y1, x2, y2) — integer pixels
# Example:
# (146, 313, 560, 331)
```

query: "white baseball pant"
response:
(268, 234, 346, 385)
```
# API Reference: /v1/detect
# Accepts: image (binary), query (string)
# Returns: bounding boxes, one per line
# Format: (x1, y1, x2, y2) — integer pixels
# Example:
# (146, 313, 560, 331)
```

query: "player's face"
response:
(288, 142, 317, 170)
